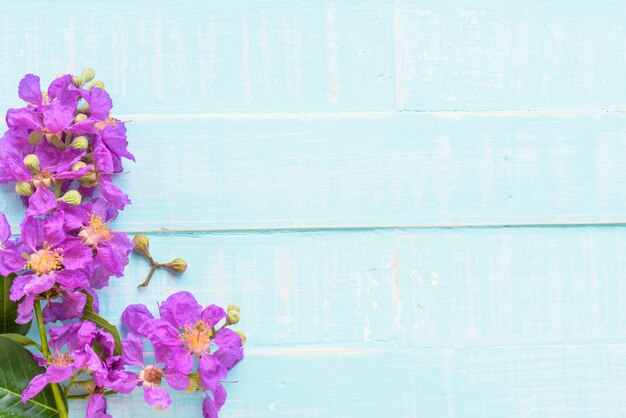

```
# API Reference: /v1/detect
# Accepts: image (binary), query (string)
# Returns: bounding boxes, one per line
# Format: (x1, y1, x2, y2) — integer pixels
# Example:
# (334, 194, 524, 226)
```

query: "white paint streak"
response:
(327, 4, 339, 105)
(241, 16, 252, 104)
(152, 12, 163, 99)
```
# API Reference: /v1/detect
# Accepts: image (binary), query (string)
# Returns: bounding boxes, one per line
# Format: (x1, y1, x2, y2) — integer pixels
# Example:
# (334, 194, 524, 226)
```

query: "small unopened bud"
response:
(132, 234, 151, 258)
(79, 102, 90, 114)
(81, 68, 96, 84)
(226, 310, 240, 325)
(227, 304, 240, 313)
(185, 373, 202, 392)
(235, 330, 247, 345)
(78, 169, 98, 188)
(74, 113, 88, 123)
(23, 154, 40, 174)
(72, 161, 87, 171)
(89, 80, 105, 92)
(15, 181, 33, 196)
(28, 131, 43, 146)
(71, 136, 88, 150)
(72, 75, 82, 87)
(162, 258, 187, 273)
(59, 190, 82, 206)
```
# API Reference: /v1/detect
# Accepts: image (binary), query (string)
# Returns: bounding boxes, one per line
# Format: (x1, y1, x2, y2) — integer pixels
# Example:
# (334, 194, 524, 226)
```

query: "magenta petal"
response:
(6, 107, 42, 131)
(121, 333, 144, 366)
(86, 88, 113, 120)
(200, 305, 227, 328)
(86, 393, 111, 418)
(18, 74, 43, 104)
(43, 100, 74, 133)
(21, 374, 48, 403)
(213, 383, 227, 410)
(143, 387, 171, 409)
(0, 248, 27, 275)
(202, 394, 218, 418)
(0, 211, 11, 243)
(22, 273, 56, 296)
(42, 290, 86, 323)
(26, 185, 57, 216)
(159, 291, 202, 328)
(59, 239, 93, 270)
(99, 175, 131, 210)
(164, 371, 189, 391)
(44, 364, 74, 383)
(16, 295, 35, 324)
(198, 355, 227, 392)
(121, 304, 154, 336)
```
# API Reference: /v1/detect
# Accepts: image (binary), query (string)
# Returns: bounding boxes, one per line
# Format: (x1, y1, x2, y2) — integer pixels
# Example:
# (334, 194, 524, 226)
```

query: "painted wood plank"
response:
(0, 0, 395, 114)
(68, 344, 626, 417)
(4, 113, 626, 230)
(395, 1, 626, 110)
(90, 227, 626, 348)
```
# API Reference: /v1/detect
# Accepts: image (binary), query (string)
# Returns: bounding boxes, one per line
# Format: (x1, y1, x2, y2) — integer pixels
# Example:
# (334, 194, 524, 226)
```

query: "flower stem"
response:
(138, 264, 158, 287)
(34, 300, 68, 418)
(66, 390, 117, 400)
(54, 180, 64, 198)
(64, 373, 78, 396)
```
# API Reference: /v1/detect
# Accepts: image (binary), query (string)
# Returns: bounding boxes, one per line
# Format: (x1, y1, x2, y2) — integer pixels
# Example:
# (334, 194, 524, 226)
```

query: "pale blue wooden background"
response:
(1, 1, 626, 417)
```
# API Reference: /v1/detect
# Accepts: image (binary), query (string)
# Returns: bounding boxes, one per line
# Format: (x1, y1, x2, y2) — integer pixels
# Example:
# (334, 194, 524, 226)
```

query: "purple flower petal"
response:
(143, 387, 171, 410)
(86, 394, 111, 418)
(85, 88, 113, 120)
(44, 364, 74, 383)
(159, 291, 203, 328)
(200, 305, 227, 328)
(16, 294, 35, 324)
(198, 355, 227, 392)
(42, 290, 86, 323)
(121, 333, 144, 366)
(43, 100, 74, 133)
(164, 371, 189, 391)
(18, 74, 43, 104)
(0, 212, 11, 244)
(99, 175, 131, 210)
(213, 383, 227, 410)
(59, 239, 93, 270)
(21, 374, 48, 403)
(121, 304, 155, 336)
(0, 248, 27, 275)
(26, 185, 57, 216)
(202, 394, 218, 418)
(6, 107, 41, 131)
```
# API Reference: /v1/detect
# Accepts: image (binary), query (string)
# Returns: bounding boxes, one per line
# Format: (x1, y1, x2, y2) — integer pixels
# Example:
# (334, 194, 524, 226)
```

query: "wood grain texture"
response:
(0, 0, 624, 417)
(4, 113, 626, 231)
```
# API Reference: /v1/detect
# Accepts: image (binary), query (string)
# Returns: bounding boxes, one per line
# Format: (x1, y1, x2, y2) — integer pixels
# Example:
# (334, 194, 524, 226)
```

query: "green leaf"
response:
(1, 274, 32, 335)
(0, 335, 65, 417)
(80, 292, 122, 356)
(0, 333, 41, 351)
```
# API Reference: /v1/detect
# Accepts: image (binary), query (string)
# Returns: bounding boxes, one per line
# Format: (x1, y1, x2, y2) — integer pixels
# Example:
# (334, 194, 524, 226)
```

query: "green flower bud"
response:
(72, 75, 82, 87)
(235, 330, 247, 345)
(23, 154, 40, 174)
(89, 80, 105, 92)
(71, 161, 87, 171)
(15, 181, 33, 196)
(28, 131, 43, 146)
(79, 102, 90, 114)
(74, 113, 88, 123)
(162, 258, 187, 273)
(71, 136, 89, 150)
(227, 304, 240, 313)
(81, 68, 96, 84)
(132, 234, 151, 258)
(226, 310, 240, 325)
(185, 373, 202, 392)
(59, 190, 82, 206)
(78, 169, 98, 188)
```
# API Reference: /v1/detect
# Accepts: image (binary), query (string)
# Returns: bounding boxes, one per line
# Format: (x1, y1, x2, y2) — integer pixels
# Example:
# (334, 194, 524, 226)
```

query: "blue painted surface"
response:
(2, 1, 626, 417)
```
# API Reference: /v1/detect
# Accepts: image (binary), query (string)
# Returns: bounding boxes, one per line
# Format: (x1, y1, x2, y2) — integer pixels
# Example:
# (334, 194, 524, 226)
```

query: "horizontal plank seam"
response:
(10, 220, 626, 236)
(118, 109, 626, 121)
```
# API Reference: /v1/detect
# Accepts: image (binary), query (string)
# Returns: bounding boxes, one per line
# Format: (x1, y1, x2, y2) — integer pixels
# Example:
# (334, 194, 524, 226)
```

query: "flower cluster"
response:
(0, 70, 133, 325)
(0, 71, 244, 418)
(122, 292, 244, 415)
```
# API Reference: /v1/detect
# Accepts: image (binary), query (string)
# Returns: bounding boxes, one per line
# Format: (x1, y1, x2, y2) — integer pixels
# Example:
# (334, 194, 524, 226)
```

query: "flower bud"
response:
(162, 258, 187, 273)
(15, 181, 33, 196)
(28, 131, 43, 146)
(23, 154, 40, 174)
(132, 234, 151, 258)
(79, 102, 90, 114)
(72, 161, 87, 171)
(72, 75, 82, 87)
(78, 169, 98, 188)
(73, 113, 88, 123)
(226, 310, 240, 325)
(235, 330, 247, 345)
(227, 304, 240, 313)
(71, 135, 89, 150)
(81, 68, 96, 84)
(185, 373, 202, 392)
(59, 190, 82, 206)
(89, 80, 105, 92)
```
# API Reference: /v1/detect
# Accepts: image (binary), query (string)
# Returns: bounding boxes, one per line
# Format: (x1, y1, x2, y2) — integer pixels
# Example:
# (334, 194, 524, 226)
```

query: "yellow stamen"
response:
(179, 320, 213, 357)
(26, 243, 64, 275)
(78, 213, 112, 247)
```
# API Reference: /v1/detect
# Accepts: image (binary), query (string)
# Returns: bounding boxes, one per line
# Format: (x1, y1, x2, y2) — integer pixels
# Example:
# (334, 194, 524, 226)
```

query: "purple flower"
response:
(0, 211, 93, 323)
(121, 332, 192, 410)
(86, 394, 111, 418)
(21, 321, 106, 403)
